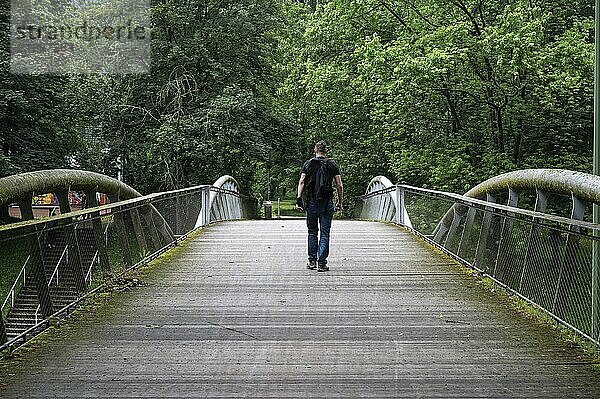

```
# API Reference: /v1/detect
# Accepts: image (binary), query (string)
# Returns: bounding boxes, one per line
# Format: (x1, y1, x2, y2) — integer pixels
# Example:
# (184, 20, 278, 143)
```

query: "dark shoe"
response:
(317, 264, 329, 272)
(307, 260, 317, 270)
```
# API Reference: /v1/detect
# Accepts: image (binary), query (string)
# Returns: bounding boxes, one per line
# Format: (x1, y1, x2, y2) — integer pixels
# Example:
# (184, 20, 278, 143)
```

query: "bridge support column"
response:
(131, 208, 148, 257)
(18, 198, 54, 318)
(56, 190, 87, 293)
(85, 190, 111, 276)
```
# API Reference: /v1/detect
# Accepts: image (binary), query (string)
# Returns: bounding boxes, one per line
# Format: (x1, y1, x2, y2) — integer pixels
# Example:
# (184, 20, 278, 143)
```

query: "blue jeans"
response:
(306, 199, 335, 265)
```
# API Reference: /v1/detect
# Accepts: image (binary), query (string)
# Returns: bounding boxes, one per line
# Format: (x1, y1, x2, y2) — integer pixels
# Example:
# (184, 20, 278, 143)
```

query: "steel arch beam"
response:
(0, 169, 142, 207)
(463, 169, 600, 204)
(435, 169, 600, 239)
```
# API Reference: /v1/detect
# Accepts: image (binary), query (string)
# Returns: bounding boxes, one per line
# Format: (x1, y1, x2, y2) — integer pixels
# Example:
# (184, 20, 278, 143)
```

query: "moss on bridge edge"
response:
(391, 222, 600, 369)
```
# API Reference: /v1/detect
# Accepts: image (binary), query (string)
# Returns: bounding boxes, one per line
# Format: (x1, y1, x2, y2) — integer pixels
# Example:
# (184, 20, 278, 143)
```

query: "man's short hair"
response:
(314, 140, 329, 153)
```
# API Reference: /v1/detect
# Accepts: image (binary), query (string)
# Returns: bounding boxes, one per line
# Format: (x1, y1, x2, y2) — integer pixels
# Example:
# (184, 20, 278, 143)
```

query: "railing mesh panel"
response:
(356, 185, 600, 344)
(0, 183, 258, 348)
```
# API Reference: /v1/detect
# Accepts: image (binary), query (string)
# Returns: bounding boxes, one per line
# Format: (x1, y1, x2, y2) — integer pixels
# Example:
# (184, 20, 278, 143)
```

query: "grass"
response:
(266, 198, 350, 219)
(276, 199, 305, 217)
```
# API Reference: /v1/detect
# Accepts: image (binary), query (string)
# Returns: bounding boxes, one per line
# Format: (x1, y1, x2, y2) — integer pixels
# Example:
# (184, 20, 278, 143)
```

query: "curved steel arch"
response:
(435, 169, 600, 239)
(357, 176, 412, 225)
(0, 169, 142, 207)
(365, 176, 395, 196)
(357, 169, 600, 240)
(210, 175, 242, 222)
(463, 169, 600, 204)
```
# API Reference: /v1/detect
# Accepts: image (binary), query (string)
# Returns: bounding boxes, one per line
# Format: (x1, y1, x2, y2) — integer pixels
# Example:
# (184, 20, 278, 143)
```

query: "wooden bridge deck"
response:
(1, 219, 600, 398)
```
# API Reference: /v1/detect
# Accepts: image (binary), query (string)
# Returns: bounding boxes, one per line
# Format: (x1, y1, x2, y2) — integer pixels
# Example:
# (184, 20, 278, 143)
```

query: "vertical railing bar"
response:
(474, 193, 497, 270)
(519, 189, 548, 292)
(553, 195, 585, 316)
(458, 206, 476, 260)
(493, 187, 519, 281)
(443, 208, 463, 250)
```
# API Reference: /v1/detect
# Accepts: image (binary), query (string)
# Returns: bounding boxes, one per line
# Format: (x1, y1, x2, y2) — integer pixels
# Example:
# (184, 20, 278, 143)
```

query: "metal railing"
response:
(49, 245, 68, 287)
(356, 175, 600, 346)
(85, 252, 99, 285)
(1, 256, 30, 316)
(0, 175, 258, 350)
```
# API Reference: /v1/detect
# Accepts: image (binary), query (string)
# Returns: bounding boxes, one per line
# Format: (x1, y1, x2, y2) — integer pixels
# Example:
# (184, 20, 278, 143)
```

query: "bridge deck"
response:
(1, 220, 600, 397)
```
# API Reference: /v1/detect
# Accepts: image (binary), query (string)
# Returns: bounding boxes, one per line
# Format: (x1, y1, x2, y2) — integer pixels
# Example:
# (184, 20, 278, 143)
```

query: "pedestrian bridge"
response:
(1, 169, 600, 397)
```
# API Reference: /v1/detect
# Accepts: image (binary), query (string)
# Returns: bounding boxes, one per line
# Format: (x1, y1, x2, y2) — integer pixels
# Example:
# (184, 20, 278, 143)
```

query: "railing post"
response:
(553, 195, 585, 318)
(109, 195, 134, 268)
(140, 209, 163, 251)
(85, 190, 111, 276)
(175, 195, 182, 235)
(519, 189, 548, 294)
(594, 218, 600, 341)
(0, 313, 7, 344)
(593, 0, 600, 342)
(493, 187, 519, 283)
(131, 208, 148, 256)
(458, 206, 477, 260)
(474, 193, 497, 270)
(201, 187, 211, 226)
(18, 198, 55, 318)
(395, 186, 405, 225)
(217, 192, 224, 222)
(443, 208, 463, 252)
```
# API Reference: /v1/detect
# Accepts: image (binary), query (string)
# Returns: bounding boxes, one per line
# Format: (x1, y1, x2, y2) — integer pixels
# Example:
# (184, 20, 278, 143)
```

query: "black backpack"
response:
(303, 158, 332, 202)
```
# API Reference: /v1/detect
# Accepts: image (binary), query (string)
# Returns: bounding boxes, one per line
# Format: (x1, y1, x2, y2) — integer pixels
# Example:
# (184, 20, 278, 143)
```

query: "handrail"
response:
(85, 251, 98, 284)
(462, 169, 600, 204)
(1, 256, 30, 313)
(0, 184, 212, 241)
(49, 245, 68, 287)
(357, 184, 600, 232)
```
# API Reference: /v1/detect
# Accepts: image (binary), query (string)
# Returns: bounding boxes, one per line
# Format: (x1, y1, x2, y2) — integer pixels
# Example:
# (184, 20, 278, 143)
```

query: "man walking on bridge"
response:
(296, 140, 343, 272)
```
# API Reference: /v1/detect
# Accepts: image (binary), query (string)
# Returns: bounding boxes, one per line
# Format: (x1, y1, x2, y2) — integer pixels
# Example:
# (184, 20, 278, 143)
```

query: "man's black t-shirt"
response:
(301, 157, 341, 201)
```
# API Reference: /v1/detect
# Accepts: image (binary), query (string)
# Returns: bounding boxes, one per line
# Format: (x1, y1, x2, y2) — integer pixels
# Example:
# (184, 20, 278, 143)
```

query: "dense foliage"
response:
(0, 0, 595, 202)
(277, 0, 594, 199)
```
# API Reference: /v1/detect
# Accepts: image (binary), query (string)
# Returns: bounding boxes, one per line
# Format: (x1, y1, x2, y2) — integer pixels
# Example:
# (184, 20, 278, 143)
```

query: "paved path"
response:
(1, 220, 600, 398)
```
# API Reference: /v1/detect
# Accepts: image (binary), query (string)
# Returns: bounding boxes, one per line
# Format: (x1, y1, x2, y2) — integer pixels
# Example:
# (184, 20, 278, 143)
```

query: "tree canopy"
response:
(0, 0, 594, 202)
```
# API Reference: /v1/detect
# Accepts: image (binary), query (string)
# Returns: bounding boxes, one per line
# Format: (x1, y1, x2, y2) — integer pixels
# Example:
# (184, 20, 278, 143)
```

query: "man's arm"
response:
(296, 173, 306, 210)
(334, 174, 343, 210)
